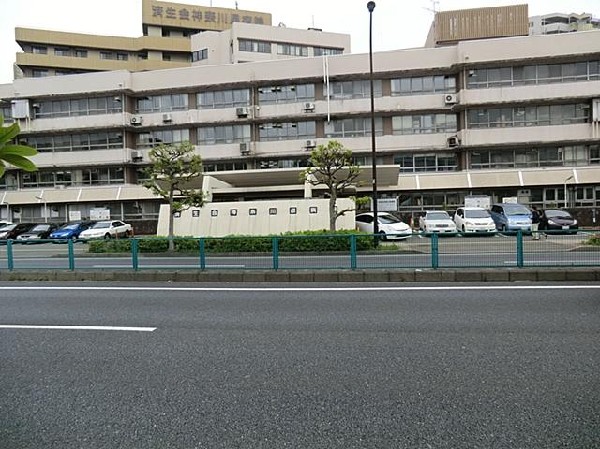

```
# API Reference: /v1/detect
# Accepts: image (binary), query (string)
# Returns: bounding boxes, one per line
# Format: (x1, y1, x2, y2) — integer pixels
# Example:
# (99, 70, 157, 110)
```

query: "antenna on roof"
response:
(235, 1, 238, 9)
(423, 0, 440, 15)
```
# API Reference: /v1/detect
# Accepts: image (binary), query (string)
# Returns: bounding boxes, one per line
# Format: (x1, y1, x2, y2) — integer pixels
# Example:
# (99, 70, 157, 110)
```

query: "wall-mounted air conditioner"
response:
(305, 139, 317, 149)
(447, 136, 460, 148)
(130, 115, 143, 125)
(131, 150, 143, 162)
(236, 107, 249, 118)
(444, 94, 458, 105)
(162, 113, 172, 123)
(303, 102, 315, 112)
(239, 142, 251, 155)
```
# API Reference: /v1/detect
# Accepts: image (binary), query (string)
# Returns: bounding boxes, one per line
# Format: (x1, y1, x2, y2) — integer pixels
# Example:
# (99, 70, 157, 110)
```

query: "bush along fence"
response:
(1, 230, 600, 271)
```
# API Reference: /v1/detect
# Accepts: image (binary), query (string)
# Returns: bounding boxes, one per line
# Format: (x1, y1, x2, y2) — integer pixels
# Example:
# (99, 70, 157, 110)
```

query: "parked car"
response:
(540, 209, 578, 234)
(355, 212, 412, 240)
(419, 211, 457, 235)
(0, 223, 37, 241)
(453, 207, 496, 235)
(489, 203, 532, 233)
(49, 221, 97, 241)
(78, 220, 133, 240)
(15, 223, 60, 243)
(0, 221, 12, 228)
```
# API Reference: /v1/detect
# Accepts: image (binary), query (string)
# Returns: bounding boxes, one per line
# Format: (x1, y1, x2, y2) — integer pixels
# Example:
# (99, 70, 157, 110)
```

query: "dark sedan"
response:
(0, 223, 37, 241)
(15, 223, 60, 243)
(540, 209, 578, 234)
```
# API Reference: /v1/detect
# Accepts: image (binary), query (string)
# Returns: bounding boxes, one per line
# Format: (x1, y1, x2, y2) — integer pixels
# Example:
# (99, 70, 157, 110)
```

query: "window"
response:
(394, 153, 458, 172)
(258, 84, 315, 104)
(198, 89, 250, 109)
(136, 130, 189, 149)
(198, 125, 250, 145)
(32, 69, 48, 78)
(238, 39, 271, 53)
(467, 104, 589, 128)
(259, 121, 316, 141)
(136, 94, 188, 113)
(277, 43, 308, 57)
(391, 75, 456, 95)
(326, 80, 382, 99)
(192, 48, 209, 61)
(392, 114, 457, 135)
(313, 47, 343, 56)
(54, 47, 71, 57)
(324, 117, 383, 138)
(31, 45, 47, 54)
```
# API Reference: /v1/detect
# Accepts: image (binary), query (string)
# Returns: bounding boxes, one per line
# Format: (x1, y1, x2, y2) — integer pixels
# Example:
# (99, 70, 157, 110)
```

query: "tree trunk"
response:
(168, 193, 175, 252)
(329, 190, 337, 231)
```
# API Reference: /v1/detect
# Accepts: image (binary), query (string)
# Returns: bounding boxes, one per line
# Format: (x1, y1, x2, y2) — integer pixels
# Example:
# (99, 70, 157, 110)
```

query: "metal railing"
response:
(0, 230, 599, 272)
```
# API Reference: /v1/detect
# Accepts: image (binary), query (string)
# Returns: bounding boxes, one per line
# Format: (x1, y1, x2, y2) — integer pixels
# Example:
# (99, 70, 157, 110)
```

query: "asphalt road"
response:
(1, 283, 599, 448)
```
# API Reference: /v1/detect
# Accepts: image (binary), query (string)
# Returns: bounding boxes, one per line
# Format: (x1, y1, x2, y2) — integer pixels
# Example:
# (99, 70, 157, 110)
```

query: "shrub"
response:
(584, 233, 600, 246)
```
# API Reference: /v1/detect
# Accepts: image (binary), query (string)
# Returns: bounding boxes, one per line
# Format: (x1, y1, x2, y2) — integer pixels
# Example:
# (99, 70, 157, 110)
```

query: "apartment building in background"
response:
(529, 12, 600, 35)
(1, 26, 599, 228)
(13, 0, 273, 79)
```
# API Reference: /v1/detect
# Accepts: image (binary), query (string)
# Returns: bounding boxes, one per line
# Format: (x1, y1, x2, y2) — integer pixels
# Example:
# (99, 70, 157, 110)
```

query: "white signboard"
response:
(502, 197, 519, 204)
(464, 196, 491, 209)
(68, 211, 82, 222)
(375, 197, 398, 212)
(90, 208, 110, 220)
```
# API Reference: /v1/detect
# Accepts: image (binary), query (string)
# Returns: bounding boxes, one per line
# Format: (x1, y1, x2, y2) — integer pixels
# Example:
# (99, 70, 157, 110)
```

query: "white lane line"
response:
(0, 286, 598, 292)
(0, 325, 156, 332)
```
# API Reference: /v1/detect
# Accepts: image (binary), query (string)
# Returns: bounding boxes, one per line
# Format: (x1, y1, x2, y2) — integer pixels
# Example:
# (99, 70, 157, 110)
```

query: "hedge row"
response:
(88, 230, 376, 253)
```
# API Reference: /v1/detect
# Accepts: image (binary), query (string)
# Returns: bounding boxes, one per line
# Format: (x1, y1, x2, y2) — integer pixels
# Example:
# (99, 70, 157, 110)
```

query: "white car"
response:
(453, 207, 496, 234)
(78, 220, 133, 240)
(355, 212, 412, 240)
(419, 211, 457, 235)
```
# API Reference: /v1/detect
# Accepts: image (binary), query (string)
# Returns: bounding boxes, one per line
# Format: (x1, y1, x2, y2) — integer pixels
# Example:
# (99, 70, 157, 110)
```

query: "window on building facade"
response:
(258, 84, 315, 104)
(54, 47, 72, 57)
(394, 153, 458, 172)
(26, 132, 123, 153)
(391, 75, 456, 95)
(33, 96, 122, 119)
(392, 114, 457, 134)
(238, 39, 271, 53)
(468, 144, 599, 169)
(136, 129, 190, 149)
(468, 104, 589, 128)
(313, 47, 343, 56)
(136, 94, 188, 113)
(31, 45, 47, 54)
(467, 60, 600, 88)
(324, 117, 383, 138)
(258, 121, 316, 141)
(203, 161, 248, 172)
(74, 49, 88, 58)
(325, 80, 383, 99)
(81, 167, 125, 185)
(32, 69, 48, 78)
(277, 43, 308, 57)
(198, 125, 251, 144)
(197, 89, 250, 109)
(192, 48, 209, 62)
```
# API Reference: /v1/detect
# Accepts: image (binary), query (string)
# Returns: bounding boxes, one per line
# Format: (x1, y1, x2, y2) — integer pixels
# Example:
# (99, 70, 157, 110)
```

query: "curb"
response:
(1, 268, 599, 283)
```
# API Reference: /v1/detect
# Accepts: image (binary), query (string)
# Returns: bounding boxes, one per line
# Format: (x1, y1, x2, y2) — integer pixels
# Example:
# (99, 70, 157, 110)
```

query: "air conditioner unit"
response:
(444, 94, 458, 105)
(303, 102, 315, 112)
(162, 113, 172, 123)
(239, 142, 251, 155)
(130, 115, 143, 125)
(236, 107, 249, 118)
(447, 136, 460, 148)
(131, 150, 143, 162)
(305, 139, 317, 149)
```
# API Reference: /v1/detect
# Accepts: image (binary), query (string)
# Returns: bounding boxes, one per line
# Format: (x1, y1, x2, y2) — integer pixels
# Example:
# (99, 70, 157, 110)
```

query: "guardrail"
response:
(0, 230, 599, 271)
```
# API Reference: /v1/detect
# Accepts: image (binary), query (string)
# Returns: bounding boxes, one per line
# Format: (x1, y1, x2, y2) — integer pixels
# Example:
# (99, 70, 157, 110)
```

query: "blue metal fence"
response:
(1, 230, 599, 271)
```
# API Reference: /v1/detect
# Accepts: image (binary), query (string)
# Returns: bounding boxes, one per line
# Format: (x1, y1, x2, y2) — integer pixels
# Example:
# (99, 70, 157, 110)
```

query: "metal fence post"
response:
(68, 239, 75, 271)
(272, 237, 279, 271)
(131, 238, 139, 271)
(350, 234, 357, 270)
(516, 230, 524, 268)
(6, 240, 13, 271)
(431, 233, 439, 269)
(199, 238, 206, 270)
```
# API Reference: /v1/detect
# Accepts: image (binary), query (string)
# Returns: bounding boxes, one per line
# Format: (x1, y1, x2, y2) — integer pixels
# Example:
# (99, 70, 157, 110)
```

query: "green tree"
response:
(0, 115, 38, 178)
(301, 140, 366, 231)
(143, 141, 204, 251)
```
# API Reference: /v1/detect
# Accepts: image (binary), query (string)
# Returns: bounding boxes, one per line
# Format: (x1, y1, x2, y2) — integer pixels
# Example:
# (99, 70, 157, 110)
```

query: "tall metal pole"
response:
(367, 1, 379, 238)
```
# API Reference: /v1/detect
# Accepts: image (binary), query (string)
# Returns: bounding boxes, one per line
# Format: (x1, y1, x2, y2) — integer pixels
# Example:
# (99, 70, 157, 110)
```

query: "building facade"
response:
(529, 12, 600, 35)
(13, 0, 272, 79)
(1, 29, 599, 228)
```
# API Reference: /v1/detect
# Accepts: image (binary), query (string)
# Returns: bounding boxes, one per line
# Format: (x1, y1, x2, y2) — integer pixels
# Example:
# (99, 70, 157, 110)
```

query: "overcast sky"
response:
(1, 0, 598, 85)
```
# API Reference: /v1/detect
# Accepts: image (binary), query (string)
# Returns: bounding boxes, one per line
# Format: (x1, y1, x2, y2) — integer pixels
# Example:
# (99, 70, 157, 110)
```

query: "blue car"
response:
(489, 203, 532, 233)
(48, 221, 96, 242)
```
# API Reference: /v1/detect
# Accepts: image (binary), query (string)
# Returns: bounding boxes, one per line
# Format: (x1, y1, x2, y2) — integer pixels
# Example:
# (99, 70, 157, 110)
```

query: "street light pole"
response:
(564, 175, 574, 208)
(35, 195, 48, 223)
(367, 1, 378, 238)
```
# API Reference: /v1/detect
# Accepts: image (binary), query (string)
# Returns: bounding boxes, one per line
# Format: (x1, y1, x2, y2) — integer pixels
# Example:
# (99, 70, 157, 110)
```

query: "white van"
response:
(453, 207, 496, 234)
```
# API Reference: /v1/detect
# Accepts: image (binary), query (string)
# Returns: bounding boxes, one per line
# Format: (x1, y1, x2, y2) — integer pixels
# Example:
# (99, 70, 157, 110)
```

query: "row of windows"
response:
(469, 145, 600, 169)
(238, 39, 342, 57)
(26, 132, 123, 152)
(1, 167, 126, 190)
(137, 94, 188, 113)
(391, 76, 456, 96)
(394, 154, 458, 172)
(392, 114, 457, 135)
(467, 60, 600, 89)
(258, 85, 315, 104)
(33, 96, 123, 118)
(136, 130, 190, 149)
(258, 122, 316, 141)
(467, 104, 589, 128)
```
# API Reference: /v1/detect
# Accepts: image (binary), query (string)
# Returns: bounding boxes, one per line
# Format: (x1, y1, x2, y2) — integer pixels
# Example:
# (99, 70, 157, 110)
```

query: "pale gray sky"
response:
(1, 0, 598, 84)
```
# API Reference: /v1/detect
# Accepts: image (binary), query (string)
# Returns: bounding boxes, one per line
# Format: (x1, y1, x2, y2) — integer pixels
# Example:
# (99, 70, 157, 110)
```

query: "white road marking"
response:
(0, 325, 156, 332)
(0, 285, 598, 292)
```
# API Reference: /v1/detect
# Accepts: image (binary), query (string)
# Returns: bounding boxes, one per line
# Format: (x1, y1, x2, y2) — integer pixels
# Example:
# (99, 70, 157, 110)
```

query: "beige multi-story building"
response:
(529, 12, 600, 35)
(1, 26, 599, 228)
(13, 0, 272, 79)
